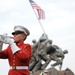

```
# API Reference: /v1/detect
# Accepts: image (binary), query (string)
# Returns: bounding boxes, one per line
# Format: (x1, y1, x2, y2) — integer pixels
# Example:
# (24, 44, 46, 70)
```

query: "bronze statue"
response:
(29, 33, 68, 72)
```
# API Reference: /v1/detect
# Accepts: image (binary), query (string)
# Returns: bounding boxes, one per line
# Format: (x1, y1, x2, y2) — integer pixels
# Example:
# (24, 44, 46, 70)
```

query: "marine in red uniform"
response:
(0, 25, 32, 75)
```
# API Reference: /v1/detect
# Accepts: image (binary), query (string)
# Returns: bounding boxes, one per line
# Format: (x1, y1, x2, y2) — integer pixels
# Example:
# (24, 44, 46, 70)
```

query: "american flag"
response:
(29, 0, 45, 19)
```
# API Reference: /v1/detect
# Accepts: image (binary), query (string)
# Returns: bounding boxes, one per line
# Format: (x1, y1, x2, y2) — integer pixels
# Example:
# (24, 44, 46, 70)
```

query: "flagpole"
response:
(29, 0, 46, 34)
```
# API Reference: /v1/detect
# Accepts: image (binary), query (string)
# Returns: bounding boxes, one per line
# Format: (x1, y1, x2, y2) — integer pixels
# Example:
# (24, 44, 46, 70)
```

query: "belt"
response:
(10, 66, 28, 70)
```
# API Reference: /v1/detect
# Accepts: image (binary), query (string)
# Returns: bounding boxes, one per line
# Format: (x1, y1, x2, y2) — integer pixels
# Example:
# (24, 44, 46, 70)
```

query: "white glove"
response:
(0, 34, 20, 54)
(10, 43, 20, 54)
(0, 34, 13, 45)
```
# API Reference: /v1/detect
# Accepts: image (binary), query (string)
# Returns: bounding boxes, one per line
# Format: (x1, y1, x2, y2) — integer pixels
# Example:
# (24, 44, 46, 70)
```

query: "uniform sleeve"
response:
(15, 44, 32, 60)
(0, 46, 9, 59)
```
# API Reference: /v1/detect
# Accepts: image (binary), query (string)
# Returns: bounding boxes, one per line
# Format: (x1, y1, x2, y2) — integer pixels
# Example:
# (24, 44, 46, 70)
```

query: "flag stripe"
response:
(29, 0, 45, 19)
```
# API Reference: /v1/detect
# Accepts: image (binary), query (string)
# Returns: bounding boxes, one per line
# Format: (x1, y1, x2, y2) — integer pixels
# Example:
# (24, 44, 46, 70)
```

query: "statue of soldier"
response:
(29, 39, 39, 71)
(50, 45, 68, 70)
(38, 33, 52, 60)
(40, 44, 68, 70)
(35, 33, 53, 70)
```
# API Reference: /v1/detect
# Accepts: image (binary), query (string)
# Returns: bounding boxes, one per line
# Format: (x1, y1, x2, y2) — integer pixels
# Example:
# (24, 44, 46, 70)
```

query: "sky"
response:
(0, 0, 75, 75)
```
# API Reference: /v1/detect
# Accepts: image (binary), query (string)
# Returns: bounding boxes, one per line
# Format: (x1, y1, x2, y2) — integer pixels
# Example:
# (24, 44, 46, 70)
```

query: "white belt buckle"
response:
(12, 66, 16, 70)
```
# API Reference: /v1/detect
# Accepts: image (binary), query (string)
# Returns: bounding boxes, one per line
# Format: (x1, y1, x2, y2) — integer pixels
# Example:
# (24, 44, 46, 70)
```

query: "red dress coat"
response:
(0, 42, 32, 75)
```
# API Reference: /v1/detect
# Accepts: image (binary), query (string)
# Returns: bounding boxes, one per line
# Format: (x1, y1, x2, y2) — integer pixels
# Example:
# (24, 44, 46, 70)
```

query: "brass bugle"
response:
(0, 34, 14, 39)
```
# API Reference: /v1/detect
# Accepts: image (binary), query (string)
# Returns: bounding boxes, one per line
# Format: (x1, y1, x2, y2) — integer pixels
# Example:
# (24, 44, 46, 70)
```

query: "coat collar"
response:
(16, 42, 24, 46)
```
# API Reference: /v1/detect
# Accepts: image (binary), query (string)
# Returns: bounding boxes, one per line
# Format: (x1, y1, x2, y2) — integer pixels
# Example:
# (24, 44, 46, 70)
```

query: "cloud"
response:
(0, 0, 29, 13)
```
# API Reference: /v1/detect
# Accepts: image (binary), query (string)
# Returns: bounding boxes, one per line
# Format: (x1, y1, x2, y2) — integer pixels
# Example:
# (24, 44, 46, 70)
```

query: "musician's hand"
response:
(0, 34, 20, 54)
(0, 34, 14, 45)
